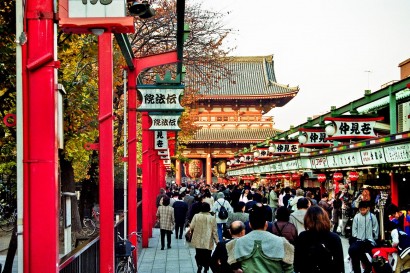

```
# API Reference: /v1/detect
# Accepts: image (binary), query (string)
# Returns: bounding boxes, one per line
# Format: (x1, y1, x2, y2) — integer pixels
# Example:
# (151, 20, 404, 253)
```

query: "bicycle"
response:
(82, 207, 100, 236)
(0, 202, 16, 232)
(115, 232, 137, 273)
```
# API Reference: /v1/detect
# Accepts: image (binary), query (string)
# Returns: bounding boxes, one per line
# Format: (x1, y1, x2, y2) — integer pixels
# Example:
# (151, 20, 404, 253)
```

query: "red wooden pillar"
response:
(98, 33, 115, 273)
(142, 112, 151, 247)
(390, 171, 399, 206)
(23, 0, 59, 271)
(176, 159, 181, 185)
(126, 68, 138, 265)
(206, 153, 212, 185)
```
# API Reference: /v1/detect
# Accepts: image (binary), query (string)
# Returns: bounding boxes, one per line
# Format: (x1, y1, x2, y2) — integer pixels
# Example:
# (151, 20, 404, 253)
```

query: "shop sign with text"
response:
(384, 143, 410, 163)
(327, 152, 362, 168)
(311, 156, 328, 169)
(138, 88, 184, 112)
(270, 141, 299, 155)
(324, 116, 383, 140)
(360, 148, 386, 164)
(154, 131, 168, 150)
(298, 128, 333, 147)
(149, 113, 181, 131)
(69, 0, 126, 18)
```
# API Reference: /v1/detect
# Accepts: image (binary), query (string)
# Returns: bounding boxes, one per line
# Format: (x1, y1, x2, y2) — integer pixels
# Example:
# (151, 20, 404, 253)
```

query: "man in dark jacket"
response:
(173, 192, 188, 239)
(210, 221, 245, 273)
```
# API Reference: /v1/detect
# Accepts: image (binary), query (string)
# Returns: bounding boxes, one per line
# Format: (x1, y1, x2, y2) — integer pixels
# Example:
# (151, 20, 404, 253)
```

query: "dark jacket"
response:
(173, 200, 188, 225)
(272, 221, 298, 245)
(294, 230, 345, 273)
(210, 239, 241, 273)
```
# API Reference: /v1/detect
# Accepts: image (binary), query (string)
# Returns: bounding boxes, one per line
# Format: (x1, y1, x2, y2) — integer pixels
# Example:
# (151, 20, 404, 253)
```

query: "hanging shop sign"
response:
(310, 156, 328, 169)
(298, 127, 333, 147)
(68, 0, 126, 18)
(255, 147, 270, 159)
(269, 141, 299, 155)
(59, 0, 134, 34)
(324, 116, 384, 140)
(149, 113, 181, 131)
(282, 159, 302, 170)
(384, 143, 410, 163)
(154, 131, 168, 150)
(327, 151, 362, 168)
(360, 147, 386, 165)
(138, 88, 184, 112)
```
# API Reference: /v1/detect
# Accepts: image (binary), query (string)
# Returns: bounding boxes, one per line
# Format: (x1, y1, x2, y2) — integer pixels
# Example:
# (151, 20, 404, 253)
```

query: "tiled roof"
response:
(196, 55, 299, 97)
(189, 128, 280, 143)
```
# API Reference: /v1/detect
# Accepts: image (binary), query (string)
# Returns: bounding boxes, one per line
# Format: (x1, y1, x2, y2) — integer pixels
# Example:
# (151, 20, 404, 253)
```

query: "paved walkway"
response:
(137, 228, 354, 273)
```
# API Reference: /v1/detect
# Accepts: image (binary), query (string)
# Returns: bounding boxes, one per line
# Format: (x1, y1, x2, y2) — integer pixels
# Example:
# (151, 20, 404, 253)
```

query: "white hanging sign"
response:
(310, 156, 328, 169)
(324, 116, 383, 140)
(149, 113, 181, 131)
(384, 143, 410, 163)
(360, 148, 386, 165)
(138, 88, 184, 112)
(154, 131, 168, 150)
(69, 0, 126, 18)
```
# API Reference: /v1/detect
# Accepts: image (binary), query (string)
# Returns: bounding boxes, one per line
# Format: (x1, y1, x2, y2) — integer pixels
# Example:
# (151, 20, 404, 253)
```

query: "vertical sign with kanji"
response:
(154, 131, 168, 150)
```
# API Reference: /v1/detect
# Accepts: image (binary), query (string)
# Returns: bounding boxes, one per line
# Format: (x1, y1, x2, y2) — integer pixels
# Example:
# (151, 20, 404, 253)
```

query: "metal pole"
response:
(98, 32, 115, 273)
(123, 70, 128, 237)
(15, 0, 24, 271)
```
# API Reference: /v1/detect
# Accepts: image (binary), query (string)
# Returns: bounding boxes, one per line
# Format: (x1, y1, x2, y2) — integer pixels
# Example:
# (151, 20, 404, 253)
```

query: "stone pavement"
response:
(137, 228, 354, 273)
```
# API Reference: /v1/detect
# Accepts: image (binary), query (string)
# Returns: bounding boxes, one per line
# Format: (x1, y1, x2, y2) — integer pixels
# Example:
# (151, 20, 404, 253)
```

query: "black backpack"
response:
(217, 201, 228, 220)
(307, 241, 335, 273)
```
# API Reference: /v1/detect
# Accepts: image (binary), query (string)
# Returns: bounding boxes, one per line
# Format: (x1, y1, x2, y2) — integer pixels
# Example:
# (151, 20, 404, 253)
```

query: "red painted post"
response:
(391, 172, 398, 206)
(98, 33, 115, 273)
(23, 0, 59, 271)
(127, 67, 138, 265)
(142, 112, 151, 247)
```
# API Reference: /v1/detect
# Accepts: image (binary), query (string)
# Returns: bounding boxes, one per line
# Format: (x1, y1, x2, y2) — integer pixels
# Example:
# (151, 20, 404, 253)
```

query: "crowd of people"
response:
(154, 181, 410, 273)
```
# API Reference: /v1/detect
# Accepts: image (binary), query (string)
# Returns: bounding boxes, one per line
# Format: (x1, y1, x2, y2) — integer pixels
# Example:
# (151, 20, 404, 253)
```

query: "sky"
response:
(195, 0, 410, 130)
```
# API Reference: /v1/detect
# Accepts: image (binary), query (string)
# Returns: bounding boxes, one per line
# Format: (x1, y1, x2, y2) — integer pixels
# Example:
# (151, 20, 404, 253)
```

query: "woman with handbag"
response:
(190, 202, 219, 273)
(156, 196, 175, 250)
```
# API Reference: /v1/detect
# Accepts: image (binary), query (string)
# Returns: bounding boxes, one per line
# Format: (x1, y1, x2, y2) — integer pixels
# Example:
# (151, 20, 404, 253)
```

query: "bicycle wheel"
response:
(83, 218, 96, 236)
(116, 260, 127, 273)
(126, 257, 135, 273)
(0, 213, 15, 232)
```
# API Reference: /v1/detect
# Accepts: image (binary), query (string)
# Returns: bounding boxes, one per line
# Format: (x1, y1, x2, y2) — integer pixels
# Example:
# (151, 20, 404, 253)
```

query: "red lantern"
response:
(284, 173, 291, 180)
(349, 171, 359, 182)
(271, 174, 277, 180)
(333, 172, 343, 182)
(317, 174, 327, 183)
(291, 173, 300, 180)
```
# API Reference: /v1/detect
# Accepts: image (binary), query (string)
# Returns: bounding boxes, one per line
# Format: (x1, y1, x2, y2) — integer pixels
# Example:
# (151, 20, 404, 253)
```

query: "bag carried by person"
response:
(217, 200, 228, 220)
(307, 241, 335, 272)
(185, 227, 193, 242)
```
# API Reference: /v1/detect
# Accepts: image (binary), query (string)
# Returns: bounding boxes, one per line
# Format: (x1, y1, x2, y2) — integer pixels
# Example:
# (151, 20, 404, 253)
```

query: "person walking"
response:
(272, 206, 298, 245)
(213, 192, 234, 242)
(294, 205, 345, 273)
(289, 197, 310, 235)
(348, 201, 379, 273)
(173, 192, 188, 239)
(268, 185, 279, 221)
(289, 188, 304, 212)
(156, 196, 175, 250)
(226, 203, 294, 273)
(190, 202, 219, 273)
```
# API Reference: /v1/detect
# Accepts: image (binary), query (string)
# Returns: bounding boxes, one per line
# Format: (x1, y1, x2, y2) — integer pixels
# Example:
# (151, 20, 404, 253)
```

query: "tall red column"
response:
(23, 0, 59, 271)
(98, 33, 115, 273)
(126, 68, 137, 265)
(390, 172, 399, 206)
(142, 112, 151, 247)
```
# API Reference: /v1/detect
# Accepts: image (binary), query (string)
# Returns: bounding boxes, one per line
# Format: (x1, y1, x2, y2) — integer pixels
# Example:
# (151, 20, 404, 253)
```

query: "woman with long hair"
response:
(190, 202, 219, 273)
(294, 205, 345, 273)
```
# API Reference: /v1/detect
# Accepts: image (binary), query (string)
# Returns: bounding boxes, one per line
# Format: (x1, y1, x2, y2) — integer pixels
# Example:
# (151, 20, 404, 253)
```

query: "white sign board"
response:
(69, 0, 126, 18)
(282, 159, 301, 170)
(327, 152, 362, 168)
(154, 131, 168, 150)
(138, 88, 184, 112)
(360, 148, 386, 165)
(149, 113, 181, 131)
(384, 143, 410, 163)
(310, 156, 328, 169)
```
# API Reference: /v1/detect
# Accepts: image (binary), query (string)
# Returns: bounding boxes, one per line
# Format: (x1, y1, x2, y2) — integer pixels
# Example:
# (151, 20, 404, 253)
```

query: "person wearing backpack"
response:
(294, 205, 345, 273)
(213, 192, 234, 242)
(348, 201, 379, 273)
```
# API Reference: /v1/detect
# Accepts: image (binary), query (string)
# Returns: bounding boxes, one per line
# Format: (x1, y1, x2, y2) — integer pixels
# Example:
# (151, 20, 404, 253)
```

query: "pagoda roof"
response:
(189, 128, 281, 144)
(196, 55, 299, 106)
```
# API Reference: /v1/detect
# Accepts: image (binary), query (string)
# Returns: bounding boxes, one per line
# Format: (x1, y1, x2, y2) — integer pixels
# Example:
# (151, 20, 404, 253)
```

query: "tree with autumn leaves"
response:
(0, 0, 234, 264)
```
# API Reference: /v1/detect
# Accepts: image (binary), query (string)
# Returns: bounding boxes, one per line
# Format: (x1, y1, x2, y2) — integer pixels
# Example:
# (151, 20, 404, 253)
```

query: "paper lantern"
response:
(291, 173, 300, 180)
(183, 159, 203, 179)
(317, 173, 327, 183)
(284, 173, 291, 180)
(333, 172, 344, 182)
(349, 171, 359, 182)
